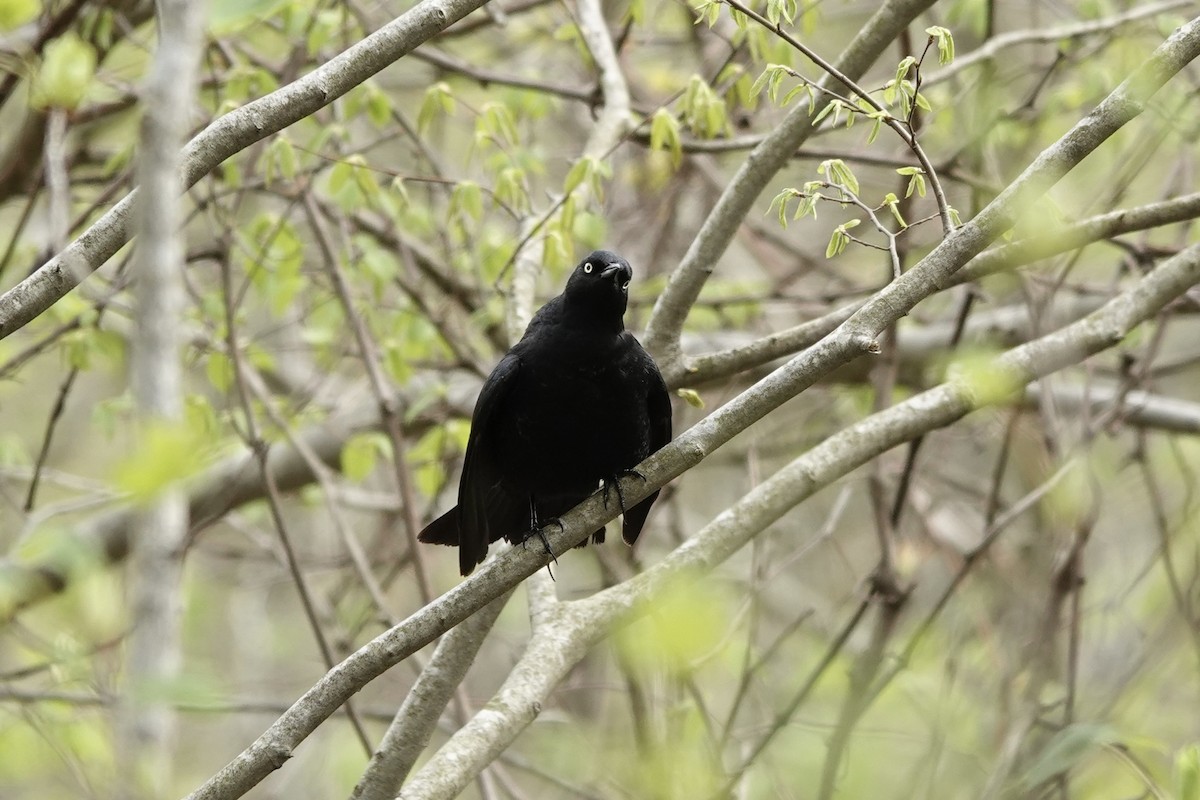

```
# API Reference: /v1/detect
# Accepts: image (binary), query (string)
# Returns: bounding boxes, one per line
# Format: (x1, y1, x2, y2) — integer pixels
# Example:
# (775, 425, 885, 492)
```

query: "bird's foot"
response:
(520, 518, 562, 567)
(601, 469, 646, 514)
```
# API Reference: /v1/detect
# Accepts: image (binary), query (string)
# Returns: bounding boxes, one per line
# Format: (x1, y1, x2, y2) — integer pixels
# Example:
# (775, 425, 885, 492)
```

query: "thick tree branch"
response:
(352, 590, 515, 800)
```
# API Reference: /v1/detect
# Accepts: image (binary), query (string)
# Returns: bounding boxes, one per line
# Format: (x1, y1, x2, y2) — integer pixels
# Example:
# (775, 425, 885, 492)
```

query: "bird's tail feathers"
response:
(621, 489, 661, 546)
(574, 527, 606, 548)
(418, 507, 461, 545)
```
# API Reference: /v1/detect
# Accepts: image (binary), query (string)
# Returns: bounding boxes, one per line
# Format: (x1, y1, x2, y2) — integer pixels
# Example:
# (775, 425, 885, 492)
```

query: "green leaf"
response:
(947, 348, 1025, 406)
(341, 433, 393, 481)
(61, 329, 93, 370)
(0, 0, 39, 32)
(31, 32, 97, 110)
(564, 157, 591, 195)
(185, 394, 220, 439)
(883, 79, 897, 106)
(749, 65, 775, 100)
(417, 82, 455, 133)
(898, 166, 927, 198)
(205, 351, 235, 392)
(328, 160, 352, 195)
(360, 243, 398, 287)
(883, 192, 906, 227)
(819, 158, 859, 195)
(649, 109, 682, 168)
(415, 463, 445, 497)
(811, 99, 837, 126)
(909, 172, 926, 198)
(866, 115, 883, 145)
(266, 136, 297, 182)
(478, 101, 519, 147)
(542, 229, 570, 271)
(364, 81, 391, 128)
(382, 337, 414, 385)
(781, 84, 808, 107)
(793, 193, 817, 220)
(305, 9, 346, 55)
(768, 188, 797, 228)
(681, 75, 729, 138)
(1177, 744, 1200, 800)
(825, 228, 843, 259)
(558, 194, 577, 241)
(676, 388, 704, 409)
(691, 0, 719, 26)
(925, 25, 955, 64)
(450, 181, 484, 221)
(765, 0, 795, 26)
(114, 422, 214, 502)
(826, 222, 858, 258)
(494, 166, 529, 213)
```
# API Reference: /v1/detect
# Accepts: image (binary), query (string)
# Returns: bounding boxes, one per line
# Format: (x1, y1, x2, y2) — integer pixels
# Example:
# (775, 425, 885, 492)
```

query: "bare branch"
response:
(352, 590, 515, 800)
(924, 0, 1197, 87)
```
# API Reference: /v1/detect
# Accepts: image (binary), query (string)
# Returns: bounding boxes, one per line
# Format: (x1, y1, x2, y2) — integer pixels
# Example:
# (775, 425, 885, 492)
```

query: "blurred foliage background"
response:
(1, 0, 1199, 797)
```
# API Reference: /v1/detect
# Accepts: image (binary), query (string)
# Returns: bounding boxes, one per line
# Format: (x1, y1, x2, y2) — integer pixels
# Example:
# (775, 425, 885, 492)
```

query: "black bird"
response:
(418, 250, 672, 575)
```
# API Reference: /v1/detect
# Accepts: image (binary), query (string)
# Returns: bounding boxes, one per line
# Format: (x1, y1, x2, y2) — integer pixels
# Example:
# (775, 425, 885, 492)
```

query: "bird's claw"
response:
(602, 469, 646, 513)
(521, 518, 562, 566)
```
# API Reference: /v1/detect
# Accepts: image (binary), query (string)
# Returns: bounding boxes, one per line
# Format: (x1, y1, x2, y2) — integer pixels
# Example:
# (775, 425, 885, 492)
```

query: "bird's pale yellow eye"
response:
(583, 262, 593, 273)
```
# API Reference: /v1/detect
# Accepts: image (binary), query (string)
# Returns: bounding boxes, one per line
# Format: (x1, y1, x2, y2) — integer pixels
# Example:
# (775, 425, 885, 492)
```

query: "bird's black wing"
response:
(622, 342, 672, 545)
(419, 352, 523, 575)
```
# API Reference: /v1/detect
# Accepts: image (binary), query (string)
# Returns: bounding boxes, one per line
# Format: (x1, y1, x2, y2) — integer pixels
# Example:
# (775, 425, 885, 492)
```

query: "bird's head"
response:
(562, 250, 632, 327)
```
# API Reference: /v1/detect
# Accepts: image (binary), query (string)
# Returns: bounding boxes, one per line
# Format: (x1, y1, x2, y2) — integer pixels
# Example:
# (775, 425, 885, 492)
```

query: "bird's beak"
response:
(600, 263, 632, 285)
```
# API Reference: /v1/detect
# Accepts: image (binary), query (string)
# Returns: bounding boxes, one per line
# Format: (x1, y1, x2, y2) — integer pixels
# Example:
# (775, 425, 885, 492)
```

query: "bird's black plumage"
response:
(418, 250, 672, 575)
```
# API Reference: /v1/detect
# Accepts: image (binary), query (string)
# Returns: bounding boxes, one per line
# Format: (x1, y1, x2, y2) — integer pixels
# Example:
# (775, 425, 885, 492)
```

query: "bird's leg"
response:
(522, 496, 560, 566)
(601, 469, 647, 514)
